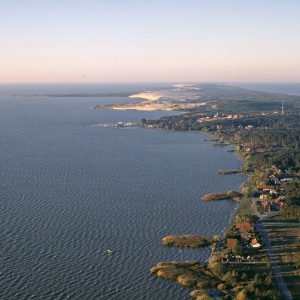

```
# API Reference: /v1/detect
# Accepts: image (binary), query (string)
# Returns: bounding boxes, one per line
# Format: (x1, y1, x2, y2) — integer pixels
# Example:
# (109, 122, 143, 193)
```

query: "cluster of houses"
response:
(226, 222, 261, 251)
(256, 185, 285, 212)
(255, 165, 294, 213)
(220, 222, 262, 263)
(192, 112, 244, 123)
(241, 142, 265, 154)
(221, 165, 296, 262)
(220, 254, 258, 264)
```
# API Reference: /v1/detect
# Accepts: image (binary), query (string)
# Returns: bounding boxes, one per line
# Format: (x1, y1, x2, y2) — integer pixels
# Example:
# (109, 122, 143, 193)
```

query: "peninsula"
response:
(95, 84, 207, 111)
(162, 235, 211, 248)
(201, 191, 241, 201)
(95, 83, 300, 113)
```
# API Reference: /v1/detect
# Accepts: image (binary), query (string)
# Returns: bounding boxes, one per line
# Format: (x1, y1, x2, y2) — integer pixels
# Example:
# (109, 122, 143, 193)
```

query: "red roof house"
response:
(236, 223, 254, 231)
(227, 238, 237, 249)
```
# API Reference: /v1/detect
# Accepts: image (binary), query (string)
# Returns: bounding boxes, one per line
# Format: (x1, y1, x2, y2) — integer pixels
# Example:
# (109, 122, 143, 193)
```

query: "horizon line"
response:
(1, 81, 300, 85)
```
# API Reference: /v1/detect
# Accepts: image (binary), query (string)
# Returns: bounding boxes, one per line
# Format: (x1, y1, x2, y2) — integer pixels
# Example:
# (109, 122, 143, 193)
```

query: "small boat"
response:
(107, 249, 113, 254)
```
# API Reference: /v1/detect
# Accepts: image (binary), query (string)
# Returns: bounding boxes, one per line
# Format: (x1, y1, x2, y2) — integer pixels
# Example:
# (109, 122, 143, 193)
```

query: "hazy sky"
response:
(1, 0, 300, 83)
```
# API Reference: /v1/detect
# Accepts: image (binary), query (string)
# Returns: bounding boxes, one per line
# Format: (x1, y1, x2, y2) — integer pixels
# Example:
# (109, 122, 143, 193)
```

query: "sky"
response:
(0, 0, 300, 83)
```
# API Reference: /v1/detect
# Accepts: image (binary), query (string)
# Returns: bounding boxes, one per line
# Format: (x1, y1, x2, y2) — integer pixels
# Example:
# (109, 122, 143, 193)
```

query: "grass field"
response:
(264, 216, 300, 299)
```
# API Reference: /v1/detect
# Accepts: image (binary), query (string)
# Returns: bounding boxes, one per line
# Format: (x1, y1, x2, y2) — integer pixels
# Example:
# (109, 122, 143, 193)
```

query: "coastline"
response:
(94, 101, 206, 112)
(149, 128, 250, 299)
(95, 98, 291, 298)
(140, 113, 284, 299)
(140, 120, 250, 298)
(141, 122, 252, 299)
(142, 110, 297, 299)
(94, 85, 207, 112)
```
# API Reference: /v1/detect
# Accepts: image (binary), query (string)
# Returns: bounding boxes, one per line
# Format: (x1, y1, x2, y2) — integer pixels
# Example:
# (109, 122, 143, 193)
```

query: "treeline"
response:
(143, 114, 300, 170)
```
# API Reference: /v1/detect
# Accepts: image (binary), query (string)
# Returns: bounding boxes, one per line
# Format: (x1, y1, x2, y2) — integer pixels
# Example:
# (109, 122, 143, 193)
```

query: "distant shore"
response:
(94, 99, 206, 112)
(94, 85, 207, 111)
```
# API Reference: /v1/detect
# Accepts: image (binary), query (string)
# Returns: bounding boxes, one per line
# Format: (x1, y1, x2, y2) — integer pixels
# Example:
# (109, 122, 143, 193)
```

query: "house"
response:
(262, 201, 270, 212)
(183, 114, 191, 119)
(242, 142, 256, 152)
(269, 175, 281, 185)
(274, 197, 285, 207)
(236, 223, 254, 231)
(239, 230, 252, 240)
(280, 177, 293, 183)
(256, 185, 274, 193)
(243, 142, 255, 148)
(256, 148, 265, 153)
(270, 189, 278, 196)
(250, 238, 261, 248)
(260, 194, 269, 200)
(227, 238, 238, 249)
(196, 118, 207, 123)
(272, 166, 282, 175)
(191, 112, 205, 117)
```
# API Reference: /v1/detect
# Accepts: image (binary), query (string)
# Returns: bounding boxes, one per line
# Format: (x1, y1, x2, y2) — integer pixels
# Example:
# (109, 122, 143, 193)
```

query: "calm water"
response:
(0, 84, 247, 300)
(236, 83, 300, 96)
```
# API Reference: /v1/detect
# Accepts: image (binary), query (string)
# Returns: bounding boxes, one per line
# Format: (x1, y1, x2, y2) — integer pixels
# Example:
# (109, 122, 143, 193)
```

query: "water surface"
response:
(0, 85, 246, 299)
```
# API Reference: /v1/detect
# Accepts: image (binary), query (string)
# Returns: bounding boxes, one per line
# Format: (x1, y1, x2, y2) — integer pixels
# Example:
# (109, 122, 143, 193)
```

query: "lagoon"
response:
(0, 84, 246, 299)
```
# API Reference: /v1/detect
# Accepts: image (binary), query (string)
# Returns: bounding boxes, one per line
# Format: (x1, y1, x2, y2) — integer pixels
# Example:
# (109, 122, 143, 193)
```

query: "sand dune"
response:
(96, 84, 206, 111)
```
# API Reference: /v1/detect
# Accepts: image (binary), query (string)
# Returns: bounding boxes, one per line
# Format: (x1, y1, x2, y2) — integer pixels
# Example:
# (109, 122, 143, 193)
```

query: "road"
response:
(212, 199, 293, 298)
(255, 221, 293, 300)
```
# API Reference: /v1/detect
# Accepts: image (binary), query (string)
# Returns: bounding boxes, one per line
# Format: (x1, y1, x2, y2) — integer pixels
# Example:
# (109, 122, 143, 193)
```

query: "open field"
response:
(264, 216, 300, 299)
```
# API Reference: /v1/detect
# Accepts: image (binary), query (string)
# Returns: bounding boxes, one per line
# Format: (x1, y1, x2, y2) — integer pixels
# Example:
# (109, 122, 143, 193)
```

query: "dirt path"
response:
(255, 221, 293, 300)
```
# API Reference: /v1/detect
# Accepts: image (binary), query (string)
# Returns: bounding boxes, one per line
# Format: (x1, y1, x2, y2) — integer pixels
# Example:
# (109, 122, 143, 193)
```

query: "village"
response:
(188, 110, 285, 125)
(218, 164, 296, 266)
(193, 112, 245, 123)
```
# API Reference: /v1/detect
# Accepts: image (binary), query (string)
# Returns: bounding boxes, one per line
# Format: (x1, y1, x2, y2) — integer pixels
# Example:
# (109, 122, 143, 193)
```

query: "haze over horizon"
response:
(1, 0, 300, 83)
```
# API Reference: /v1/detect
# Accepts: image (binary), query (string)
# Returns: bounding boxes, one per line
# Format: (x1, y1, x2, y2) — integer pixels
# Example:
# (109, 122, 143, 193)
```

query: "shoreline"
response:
(94, 101, 206, 112)
(149, 125, 248, 291)
(150, 125, 277, 300)
(150, 130, 249, 299)
(143, 110, 299, 298)
(141, 117, 282, 299)
(149, 129, 249, 299)
(95, 101, 291, 298)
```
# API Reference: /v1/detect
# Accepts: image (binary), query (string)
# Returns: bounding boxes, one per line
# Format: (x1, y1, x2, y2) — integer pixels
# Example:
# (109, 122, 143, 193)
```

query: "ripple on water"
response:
(0, 96, 246, 300)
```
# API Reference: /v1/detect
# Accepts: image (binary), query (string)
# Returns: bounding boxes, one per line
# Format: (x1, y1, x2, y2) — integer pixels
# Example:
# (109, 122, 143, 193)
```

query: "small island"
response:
(201, 191, 241, 201)
(217, 169, 242, 175)
(150, 261, 233, 299)
(150, 261, 220, 288)
(162, 235, 210, 248)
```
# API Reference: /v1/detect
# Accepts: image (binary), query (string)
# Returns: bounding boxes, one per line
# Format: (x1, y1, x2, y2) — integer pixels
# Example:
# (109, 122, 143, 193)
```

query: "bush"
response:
(234, 290, 249, 300)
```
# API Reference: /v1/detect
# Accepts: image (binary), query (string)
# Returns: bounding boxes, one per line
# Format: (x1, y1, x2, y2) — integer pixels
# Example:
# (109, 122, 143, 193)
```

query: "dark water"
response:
(0, 84, 247, 300)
